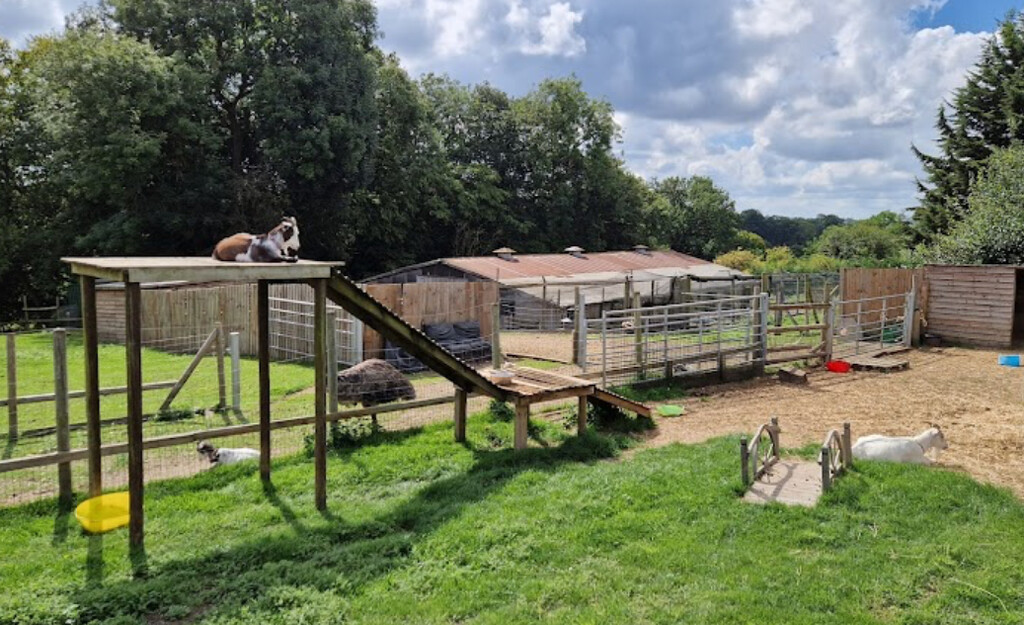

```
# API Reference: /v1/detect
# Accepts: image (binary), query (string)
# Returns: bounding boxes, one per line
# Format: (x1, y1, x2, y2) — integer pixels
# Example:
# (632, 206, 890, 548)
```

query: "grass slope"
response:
(0, 412, 1022, 624)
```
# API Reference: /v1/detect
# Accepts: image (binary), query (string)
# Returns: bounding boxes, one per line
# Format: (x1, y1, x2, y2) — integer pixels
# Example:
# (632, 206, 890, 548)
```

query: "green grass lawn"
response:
(1, 410, 1021, 624)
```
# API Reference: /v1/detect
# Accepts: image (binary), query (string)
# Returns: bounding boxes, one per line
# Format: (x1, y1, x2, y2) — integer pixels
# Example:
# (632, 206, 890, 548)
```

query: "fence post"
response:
(352, 317, 364, 363)
(601, 311, 608, 388)
(5, 333, 16, 440)
(491, 303, 502, 369)
(740, 437, 750, 486)
(774, 285, 783, 327)
(327, 311, 339, 415)
(825, 299, 836, 362)
(633, 293, 643, 375)
(53, 329, 72, 507)
(842, 421, 853, 467)
(215, 322, 227, 411)
(576, 292, 587, 371)
(903, 287, 916, 349)
(716, 301, 724, 380)
(759, 293, 769, 367)
(229, 331, 242, 415)
(820, 446, 832, 492)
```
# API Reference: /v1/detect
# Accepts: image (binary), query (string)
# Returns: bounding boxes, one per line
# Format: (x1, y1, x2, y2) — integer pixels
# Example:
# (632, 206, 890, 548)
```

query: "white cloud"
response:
(0, 0, 999, 220)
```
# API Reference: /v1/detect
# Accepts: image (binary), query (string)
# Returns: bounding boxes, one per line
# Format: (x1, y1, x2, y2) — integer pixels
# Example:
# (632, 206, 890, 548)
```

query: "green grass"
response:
(1, 411, 1022, 624)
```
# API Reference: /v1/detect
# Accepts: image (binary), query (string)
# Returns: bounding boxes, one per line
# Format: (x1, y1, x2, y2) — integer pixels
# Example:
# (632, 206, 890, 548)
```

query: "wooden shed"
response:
(924, 265, 1023, 348)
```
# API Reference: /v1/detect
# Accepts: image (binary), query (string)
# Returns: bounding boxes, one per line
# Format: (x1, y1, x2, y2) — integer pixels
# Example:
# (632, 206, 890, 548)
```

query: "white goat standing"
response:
(196, 441, 259, 466)
(851, 426, 948, 465)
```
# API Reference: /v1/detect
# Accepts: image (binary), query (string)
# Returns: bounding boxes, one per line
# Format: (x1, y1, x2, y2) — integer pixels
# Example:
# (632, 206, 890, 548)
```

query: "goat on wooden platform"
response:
(852, 426, 948, 464)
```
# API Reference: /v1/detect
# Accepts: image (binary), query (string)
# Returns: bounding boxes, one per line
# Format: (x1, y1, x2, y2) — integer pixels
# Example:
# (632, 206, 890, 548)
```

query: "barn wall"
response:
(925, 265, 1017, 348)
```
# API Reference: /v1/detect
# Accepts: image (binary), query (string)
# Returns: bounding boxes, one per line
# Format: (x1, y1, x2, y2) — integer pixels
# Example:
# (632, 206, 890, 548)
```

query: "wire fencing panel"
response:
(830, 292, 913, 359)
(585, 294, 767, 387)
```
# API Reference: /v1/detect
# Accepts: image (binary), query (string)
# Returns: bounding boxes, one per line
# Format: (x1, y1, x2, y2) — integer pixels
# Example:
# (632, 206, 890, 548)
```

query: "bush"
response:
(154, 405, 197, 422)
(304, 417, 382, 454)
(714, 249, 760, 273)
(564, 400, 655, 434)
(488, 400, 515, 422)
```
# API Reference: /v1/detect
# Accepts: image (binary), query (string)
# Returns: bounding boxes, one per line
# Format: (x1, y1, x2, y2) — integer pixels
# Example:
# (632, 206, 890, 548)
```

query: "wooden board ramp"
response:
(743, 461, 823, 507)
(741, 420, 853, 507)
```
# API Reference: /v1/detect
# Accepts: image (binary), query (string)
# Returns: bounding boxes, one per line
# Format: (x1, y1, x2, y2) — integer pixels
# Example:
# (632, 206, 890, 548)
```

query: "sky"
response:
(2, 0, 1023, 220)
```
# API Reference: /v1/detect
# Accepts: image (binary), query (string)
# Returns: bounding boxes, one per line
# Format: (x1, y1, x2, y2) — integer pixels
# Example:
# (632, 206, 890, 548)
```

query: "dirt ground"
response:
(639, 346, 1024, 498)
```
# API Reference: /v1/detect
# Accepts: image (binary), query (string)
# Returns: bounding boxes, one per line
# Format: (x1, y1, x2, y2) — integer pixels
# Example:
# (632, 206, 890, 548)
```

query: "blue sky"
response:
(2, 0, 1023, 219)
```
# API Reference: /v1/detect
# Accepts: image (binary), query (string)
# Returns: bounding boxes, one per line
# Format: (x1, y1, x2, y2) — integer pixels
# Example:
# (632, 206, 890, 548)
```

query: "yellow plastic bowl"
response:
(75, 492, 131, 534)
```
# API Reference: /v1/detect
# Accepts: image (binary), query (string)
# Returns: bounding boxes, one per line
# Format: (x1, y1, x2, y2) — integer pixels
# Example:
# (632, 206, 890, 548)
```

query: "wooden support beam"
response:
(53, 329, 72, 507)
(159, 328, 220, 411)
(215, 322, 227, 411)
(258, 281, 271, 482)
(740, 437, 750, 486)
(313, 278, 328, 511)
(0, 380, 178, 408)
(454, 387, 467, 443)
(6, 333, 16, 439)
(125, 282, 145, 555)
(577, 395, 588, 436)
(81, 275, 102, 497)
(514, 400, 529, 450)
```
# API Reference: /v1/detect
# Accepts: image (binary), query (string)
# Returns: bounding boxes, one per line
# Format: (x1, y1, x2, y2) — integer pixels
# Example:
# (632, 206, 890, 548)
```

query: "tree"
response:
(732, 230, 766, 253)
(814, 222, 903, 262)
(650, 176, 739, 258)
(913, 11, 1024, 238)
(933, 144, 1024, 264)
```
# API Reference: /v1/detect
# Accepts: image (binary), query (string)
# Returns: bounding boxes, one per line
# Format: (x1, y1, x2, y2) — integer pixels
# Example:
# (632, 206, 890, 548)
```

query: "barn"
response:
(367, 246, 749, 330)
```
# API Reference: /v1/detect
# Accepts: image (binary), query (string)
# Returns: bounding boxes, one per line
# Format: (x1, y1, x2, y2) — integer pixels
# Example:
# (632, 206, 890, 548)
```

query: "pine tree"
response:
(913, 12, 1024, 239)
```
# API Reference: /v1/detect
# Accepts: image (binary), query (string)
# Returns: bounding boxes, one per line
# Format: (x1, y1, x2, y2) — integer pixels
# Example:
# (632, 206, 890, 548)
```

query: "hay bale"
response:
(337, 358, 416, 407)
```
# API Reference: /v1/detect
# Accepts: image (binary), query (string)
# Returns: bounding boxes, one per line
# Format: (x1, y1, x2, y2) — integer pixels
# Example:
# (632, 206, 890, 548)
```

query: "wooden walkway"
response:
(743, 460, 823, 507)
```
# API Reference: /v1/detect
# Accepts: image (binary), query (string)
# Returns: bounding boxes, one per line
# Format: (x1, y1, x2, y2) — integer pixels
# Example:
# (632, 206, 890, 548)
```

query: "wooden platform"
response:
(64, 256, 341, 283)
(743, 460, 823, 507)
(844, 353, 910, 371)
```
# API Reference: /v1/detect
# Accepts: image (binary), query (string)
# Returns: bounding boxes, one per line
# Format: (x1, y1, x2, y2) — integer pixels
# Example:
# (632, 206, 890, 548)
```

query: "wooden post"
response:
(52, 329, 72, 507)
(514, 400, 529, 450)
(491, 303, 502, 370)
(825, 299, 836, 362)
(842, 422, 853, 467)
(229, 331, 241, 415)
(327, 311, 339, 415)
(576, 292, 587, 371)
(820, 446, 831, 492)
(313, 279, 328, 511)
(774, 284, 783, 326)
(716, 301, 724, 380)
(577, 395, 588, 435)
(633, 292, 642, 371)
(571, 287, 580, 365)
(258, 281, 271, 481)
(680, 277, 691, 304)
(600, 312, 608, 388)
(5, 333, 16, 439)
(215, 322, 226, 411)
(81, 276, 102, 497)
(740, 437, 750, 485)
(125, 282, 145, 553)
(624, 277, 632, 308)
(454, 387, 467, 443)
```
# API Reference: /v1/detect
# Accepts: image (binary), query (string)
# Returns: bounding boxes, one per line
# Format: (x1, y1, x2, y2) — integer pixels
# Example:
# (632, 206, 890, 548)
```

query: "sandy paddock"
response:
(641, 347, 1024, 498)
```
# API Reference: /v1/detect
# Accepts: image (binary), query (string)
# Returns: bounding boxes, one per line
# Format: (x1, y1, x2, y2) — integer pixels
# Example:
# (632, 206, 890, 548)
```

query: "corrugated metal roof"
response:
(444, 249, 719, 281)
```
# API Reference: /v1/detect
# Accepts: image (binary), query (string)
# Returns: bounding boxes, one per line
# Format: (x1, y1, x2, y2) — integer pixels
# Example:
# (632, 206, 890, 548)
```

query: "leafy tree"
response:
(651, 176, 739, 258)
(732, 230, 766, 253)
(933, 144, 1024, 264)
(738, 209, 843, 253)
(814, 222, 903, 261)
(913, 11, 1024, 238)
(714, 250, 759, 273)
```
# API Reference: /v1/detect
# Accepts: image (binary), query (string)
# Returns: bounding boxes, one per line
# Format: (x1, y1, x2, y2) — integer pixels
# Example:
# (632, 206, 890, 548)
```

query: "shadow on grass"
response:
(68, 430, 620, 622)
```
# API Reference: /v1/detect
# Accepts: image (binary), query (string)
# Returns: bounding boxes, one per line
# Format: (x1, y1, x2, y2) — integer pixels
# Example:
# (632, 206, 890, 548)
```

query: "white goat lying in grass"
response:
(196, 441, 259, 466)
(851, 426, 948, 464)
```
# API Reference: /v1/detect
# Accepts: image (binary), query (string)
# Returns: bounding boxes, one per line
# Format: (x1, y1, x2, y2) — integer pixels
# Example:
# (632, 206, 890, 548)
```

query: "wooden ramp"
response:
(743, 460, 823, 507)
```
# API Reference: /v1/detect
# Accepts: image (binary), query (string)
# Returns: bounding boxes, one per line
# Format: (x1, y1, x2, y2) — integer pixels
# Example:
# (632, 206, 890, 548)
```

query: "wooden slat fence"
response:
(840, 268, 925, 325)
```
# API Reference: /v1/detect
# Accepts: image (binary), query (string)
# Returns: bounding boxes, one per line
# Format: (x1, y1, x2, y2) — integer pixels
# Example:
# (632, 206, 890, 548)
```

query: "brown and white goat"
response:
(212, 217, 301, 263)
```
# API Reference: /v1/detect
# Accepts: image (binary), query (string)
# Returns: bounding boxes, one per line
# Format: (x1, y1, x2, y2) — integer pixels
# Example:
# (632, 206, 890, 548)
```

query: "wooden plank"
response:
(0, 380, 177, 408)
(313, 278, 327, 511)
(5, 333, 16, 439)
(591, 388, 652, 418)
(63, 257, 337, 283)
(53, 329, 72, 506)
(158, 328, 220, 411)
(454, 388, 467, 443)
(325, 275, 509, 400)
(767, 324, 827, 334)
(125, 281, 145, 552)
(768, 303, 831, 311)
(258, 281, 271, 481)
(82, 276, 102, 497)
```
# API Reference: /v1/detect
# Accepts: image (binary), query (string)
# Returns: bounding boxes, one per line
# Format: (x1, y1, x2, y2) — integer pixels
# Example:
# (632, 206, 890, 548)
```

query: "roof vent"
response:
(564, 245, 586, 259)
(492, 247, 518, 262)
(633, 244, 652, 256)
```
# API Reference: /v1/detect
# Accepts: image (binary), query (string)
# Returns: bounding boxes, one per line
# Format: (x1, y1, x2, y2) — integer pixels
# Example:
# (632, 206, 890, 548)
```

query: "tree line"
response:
(0, 0, 754, 319)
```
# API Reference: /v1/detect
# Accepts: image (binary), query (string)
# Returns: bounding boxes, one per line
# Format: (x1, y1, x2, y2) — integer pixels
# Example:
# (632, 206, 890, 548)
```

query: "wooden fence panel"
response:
(840, 267, 924, 324)
(924, 265, 1017, 347)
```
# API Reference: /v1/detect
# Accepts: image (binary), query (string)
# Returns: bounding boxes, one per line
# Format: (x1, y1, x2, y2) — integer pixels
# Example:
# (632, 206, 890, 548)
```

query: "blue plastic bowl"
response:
(999, 354, 1021, 367)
